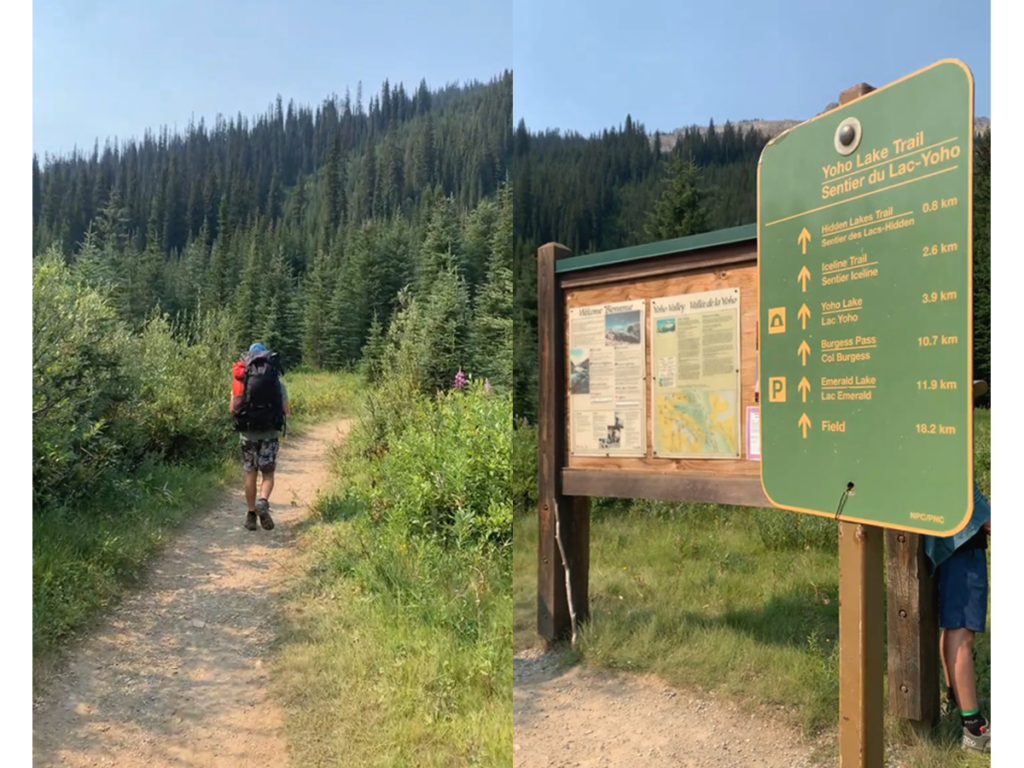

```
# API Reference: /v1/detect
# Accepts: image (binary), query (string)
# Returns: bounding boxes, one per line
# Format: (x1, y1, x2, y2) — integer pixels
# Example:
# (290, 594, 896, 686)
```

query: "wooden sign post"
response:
(757, 62, 976, 766)
(533, 63, 975, 764)
(536, 241, 591, 641)
(885, 528, 940, 735)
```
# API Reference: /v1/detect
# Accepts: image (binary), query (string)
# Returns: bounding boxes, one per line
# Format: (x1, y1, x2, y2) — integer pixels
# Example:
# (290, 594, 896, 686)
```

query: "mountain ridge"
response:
(653, 116, 990, 152)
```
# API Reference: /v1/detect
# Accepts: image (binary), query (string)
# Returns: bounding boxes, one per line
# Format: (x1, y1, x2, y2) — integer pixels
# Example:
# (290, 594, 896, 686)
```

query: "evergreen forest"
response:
(34, 73, 513, 376)
(512, 117, 992, 421)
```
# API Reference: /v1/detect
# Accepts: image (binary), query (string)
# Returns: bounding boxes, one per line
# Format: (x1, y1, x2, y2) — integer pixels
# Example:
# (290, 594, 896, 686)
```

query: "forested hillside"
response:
(34, 72, 513, 372)
(512, 117, 992, 420)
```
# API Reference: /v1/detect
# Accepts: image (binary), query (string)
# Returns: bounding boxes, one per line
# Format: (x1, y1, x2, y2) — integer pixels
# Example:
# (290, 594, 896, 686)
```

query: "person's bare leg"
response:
(259, 470, 275, 503)
(245, 469, 258, 510)
(940, 628, 955, 708)
(944, 628, 978, 712)
(941, 629, 950, 686)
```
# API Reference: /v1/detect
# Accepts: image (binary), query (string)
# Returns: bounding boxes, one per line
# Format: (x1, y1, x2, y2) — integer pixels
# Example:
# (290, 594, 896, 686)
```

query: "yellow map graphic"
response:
(655, 389, 738, 456)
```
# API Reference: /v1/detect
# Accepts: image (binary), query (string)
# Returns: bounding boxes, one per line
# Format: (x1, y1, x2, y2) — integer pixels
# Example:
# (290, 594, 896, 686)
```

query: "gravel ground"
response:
(514, 647, 833, 768)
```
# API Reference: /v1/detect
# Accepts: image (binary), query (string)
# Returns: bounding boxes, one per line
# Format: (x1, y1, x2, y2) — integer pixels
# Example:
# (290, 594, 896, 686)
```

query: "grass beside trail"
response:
(513, 410, 991, 768)
(275, 515, 511, 768)
(33, 459, 236, 664)
(275, 384, 512, 768)
(283, 368, 367, 431)
(32, 370, 360, 667)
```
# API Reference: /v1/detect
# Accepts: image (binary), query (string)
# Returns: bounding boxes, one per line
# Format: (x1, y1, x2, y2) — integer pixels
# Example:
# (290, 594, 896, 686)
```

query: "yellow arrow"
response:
(797, 303, 811, 330)
(797, 266, 811, 292)
(798, 413, 811, 438)
(798, 377, 811, 403)
(798, 227, 811, 255)
(798, 340, 811, 366)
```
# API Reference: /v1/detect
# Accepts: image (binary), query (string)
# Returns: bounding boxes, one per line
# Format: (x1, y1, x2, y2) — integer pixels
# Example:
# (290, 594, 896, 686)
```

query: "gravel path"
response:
(32, 419, 349, 768)
(514, 647, 831, 768)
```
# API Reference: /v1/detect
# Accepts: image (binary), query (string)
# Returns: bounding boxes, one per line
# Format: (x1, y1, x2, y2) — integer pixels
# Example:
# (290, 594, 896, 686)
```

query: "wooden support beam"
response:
(834, 82, 884, 768)
(885, 530, 940, 735)
(536, 242, 590, 642)
(838, 522, 885, 768)
(562, 469, 770, 507)
(831, 76, 941, 734)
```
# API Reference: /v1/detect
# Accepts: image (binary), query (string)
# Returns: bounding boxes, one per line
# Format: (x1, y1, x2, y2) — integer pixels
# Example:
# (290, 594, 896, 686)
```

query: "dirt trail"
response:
(32, 419, 350, 768)
(513, 648, 831, 768)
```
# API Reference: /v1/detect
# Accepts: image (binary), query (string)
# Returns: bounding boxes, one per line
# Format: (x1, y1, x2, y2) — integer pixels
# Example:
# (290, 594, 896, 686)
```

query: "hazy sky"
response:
(513, 0, 991, 135)
(33, 0, 512, 156)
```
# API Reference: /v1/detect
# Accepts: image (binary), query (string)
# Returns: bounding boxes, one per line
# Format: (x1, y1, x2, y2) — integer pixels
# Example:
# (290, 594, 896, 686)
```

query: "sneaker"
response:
(962, 722, 991, 753)
(256, 498, 275, 530)
(245, 510, 258, 531)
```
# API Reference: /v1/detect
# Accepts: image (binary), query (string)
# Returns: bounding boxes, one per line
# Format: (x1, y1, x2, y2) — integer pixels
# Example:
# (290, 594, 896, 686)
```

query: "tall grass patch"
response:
(276, 382, 512, 767)
(282, 368, 365, 428)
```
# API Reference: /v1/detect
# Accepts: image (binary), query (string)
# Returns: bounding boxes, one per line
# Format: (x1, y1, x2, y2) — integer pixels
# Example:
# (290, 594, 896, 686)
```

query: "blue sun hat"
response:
(249, 343, 266, 353)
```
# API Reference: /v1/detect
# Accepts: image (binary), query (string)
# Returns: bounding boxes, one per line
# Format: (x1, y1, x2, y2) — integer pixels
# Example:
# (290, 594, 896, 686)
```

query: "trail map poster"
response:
(568, 300, 647, 456)
(650, 288, 742, 458)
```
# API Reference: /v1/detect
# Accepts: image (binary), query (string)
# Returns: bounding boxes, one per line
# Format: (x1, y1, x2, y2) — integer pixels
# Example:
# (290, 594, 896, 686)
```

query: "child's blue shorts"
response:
(937, 546, 988, 633)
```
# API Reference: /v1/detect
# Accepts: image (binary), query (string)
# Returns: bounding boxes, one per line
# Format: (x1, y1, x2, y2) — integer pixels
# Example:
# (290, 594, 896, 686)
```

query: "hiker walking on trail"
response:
(230, 343, 290, 531)
(923, 379, 991, 753)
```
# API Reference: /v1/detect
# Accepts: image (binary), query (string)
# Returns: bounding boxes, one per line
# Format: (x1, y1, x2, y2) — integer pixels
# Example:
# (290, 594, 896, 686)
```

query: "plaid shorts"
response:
(241, 438, 279, 473)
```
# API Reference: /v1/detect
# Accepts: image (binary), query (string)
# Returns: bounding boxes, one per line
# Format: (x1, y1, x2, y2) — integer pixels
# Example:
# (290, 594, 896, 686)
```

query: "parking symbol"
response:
(769, 376, 787, 403)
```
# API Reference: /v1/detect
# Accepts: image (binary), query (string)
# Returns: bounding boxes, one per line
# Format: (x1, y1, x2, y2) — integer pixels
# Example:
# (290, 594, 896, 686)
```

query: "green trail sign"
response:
(757, 59, 975, 536)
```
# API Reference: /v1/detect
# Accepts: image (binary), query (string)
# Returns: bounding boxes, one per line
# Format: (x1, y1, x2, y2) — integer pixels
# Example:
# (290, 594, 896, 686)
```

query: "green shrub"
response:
(361, 382, 512, 549)
(33, 254, 236, 514)
(33, 254, 136, 508)
(124, 310, 235, 464)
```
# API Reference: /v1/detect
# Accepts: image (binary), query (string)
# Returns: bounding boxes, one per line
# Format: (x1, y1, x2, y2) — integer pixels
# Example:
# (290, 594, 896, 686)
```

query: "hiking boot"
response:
(256, 498, 275, 530)
(962, 722, 991, 753)
(245, 510, 258, 531)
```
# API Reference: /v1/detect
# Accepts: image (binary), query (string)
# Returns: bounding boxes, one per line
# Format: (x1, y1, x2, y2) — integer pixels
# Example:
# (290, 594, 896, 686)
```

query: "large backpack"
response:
(233, 350, 285, 433)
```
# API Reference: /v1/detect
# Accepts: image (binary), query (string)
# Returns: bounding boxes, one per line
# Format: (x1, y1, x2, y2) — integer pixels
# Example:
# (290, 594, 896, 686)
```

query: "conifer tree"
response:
(469, 183, 512, 388)
(644, 153, 712, 242)
(415, 194, 462, 298)
(301, 248, 333, 369)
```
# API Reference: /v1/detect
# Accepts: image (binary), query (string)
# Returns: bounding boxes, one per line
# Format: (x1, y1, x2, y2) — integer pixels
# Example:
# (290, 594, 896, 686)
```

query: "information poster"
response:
(568, 300, 647, 456)
(746, 406, 761, 460)
(650, 288, 742, 458)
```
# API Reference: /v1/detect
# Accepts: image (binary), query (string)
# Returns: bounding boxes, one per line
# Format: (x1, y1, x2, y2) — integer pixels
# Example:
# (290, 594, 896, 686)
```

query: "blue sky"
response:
(33, 0, 512, 156)
(513, 0, 990, 135)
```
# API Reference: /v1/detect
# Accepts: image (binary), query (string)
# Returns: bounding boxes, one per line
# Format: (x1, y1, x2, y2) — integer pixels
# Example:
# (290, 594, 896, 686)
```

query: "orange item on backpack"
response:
(231, 359, 246, 398)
